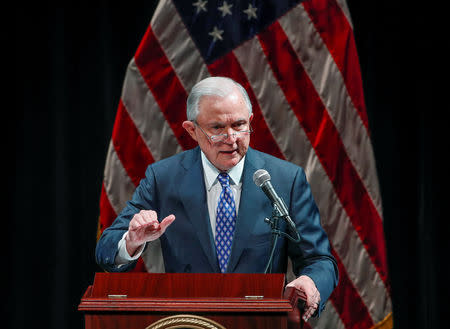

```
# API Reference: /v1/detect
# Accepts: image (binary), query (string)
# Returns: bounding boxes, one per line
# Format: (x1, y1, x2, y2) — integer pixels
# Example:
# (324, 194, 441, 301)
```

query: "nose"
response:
(223, 128, 238, 143)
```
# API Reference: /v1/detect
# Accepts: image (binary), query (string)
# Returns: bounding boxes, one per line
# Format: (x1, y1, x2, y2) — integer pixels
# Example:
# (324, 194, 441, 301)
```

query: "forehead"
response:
(197, 92, 249, 122)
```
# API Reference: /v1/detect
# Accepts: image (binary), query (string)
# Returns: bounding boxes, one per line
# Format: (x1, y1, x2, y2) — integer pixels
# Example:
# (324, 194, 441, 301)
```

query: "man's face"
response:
(183, 90, 253, 172)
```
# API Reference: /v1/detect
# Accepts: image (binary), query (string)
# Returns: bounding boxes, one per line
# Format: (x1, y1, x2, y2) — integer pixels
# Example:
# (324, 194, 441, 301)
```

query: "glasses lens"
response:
(211, 131, 251, 142)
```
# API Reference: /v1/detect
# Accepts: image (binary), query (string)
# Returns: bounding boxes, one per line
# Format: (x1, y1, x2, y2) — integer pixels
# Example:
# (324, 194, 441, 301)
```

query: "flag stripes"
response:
(98, 1, 392, 328)
(302, 0, 369, 131)
(122, 59, 182, 162)
(334, 0, 353, 29)
(112, 100, 154, 186)
(330, 249, 374, 328)
(134, 27, 196, 150)
(103, 142, 136, 214)
(279, 4, 383, 218)
(258, 19, 389, 288)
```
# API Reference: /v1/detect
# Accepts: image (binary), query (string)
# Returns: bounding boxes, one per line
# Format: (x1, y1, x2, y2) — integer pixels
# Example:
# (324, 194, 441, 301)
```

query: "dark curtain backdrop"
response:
(8, 2, 445, 329)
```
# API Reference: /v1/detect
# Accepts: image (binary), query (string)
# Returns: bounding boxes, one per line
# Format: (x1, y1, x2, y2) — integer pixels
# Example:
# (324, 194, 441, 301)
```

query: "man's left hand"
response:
(286, 275, 321, 322)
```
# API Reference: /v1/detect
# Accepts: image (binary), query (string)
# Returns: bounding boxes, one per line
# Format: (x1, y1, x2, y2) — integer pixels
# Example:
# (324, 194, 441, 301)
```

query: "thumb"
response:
(159, 214, 176, 232)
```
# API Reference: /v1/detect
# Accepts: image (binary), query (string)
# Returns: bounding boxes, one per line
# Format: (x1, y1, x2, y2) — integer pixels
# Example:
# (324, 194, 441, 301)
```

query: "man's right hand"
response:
(125, 210, 175, 257)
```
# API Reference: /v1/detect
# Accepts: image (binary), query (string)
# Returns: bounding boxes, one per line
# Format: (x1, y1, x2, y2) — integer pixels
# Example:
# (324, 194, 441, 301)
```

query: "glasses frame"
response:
(193, 120, 253, 143)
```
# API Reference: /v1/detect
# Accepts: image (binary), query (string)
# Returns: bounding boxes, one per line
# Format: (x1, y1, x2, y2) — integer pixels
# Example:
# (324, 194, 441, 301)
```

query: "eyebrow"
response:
(207, 118, 248, 127)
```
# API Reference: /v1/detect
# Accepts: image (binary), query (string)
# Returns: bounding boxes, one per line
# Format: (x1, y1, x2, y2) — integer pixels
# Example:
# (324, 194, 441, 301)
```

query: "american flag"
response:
(98, 0, 393, 328)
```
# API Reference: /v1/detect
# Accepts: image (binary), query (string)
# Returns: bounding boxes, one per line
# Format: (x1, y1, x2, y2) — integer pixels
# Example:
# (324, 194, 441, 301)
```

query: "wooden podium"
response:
(79, 272, 303, 329)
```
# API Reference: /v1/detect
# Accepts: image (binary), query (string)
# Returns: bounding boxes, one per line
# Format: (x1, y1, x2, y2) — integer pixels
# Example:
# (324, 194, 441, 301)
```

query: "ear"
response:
(249, 113, 254, 123)
(182, 121, 198, 142)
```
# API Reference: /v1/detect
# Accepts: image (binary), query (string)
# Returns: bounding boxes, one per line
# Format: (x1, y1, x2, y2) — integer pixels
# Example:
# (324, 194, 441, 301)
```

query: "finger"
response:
(302, 308, 312, 322)
(141, 220, 159, 232)
(140, 210, 157, 224)
(139, 215, 175, 241)
(137, 211, 160, 230)
(285, 281, 296, 288)
(302, 306, 316, 322)
(159, 214, 176, 232)
(307, 296, 319, 308)
(129, 213, 144, 230)
(312, 289, 321, 302)
(141, 215, 170, 233)
(302, 297, 318, 318)
(305, 288, 319, 307)
(306, 299, 319, 312)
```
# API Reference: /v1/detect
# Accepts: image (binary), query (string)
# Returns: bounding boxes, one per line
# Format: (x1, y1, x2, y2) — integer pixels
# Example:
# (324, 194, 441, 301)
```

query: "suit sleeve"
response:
(95, 166, 158, 272)
(287, 167, 339, 316)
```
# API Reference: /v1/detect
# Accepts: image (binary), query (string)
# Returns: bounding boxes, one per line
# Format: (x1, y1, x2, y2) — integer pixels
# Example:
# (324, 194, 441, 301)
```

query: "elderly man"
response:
(96, 76, 338, 321)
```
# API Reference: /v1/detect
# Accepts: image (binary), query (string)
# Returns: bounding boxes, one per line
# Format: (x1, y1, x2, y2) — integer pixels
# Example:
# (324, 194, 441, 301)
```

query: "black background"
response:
(8, 1, 446, 329)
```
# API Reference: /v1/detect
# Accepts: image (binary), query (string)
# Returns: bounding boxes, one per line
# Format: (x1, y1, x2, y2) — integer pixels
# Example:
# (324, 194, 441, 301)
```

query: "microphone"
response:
(253, 169, 297, 230)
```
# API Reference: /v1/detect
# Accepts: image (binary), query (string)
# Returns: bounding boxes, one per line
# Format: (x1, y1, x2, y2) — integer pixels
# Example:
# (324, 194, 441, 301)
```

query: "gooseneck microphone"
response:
(253, 169, 297, 231)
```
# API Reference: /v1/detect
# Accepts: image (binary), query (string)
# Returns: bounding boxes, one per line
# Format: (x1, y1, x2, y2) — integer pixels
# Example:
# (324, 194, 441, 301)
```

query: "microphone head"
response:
(253, 169, 271, 187)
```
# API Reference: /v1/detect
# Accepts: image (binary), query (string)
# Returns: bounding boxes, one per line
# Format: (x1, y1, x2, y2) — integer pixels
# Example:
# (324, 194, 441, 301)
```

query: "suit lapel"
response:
(227, 148, 267, 272)
(178, 147, 219, 272)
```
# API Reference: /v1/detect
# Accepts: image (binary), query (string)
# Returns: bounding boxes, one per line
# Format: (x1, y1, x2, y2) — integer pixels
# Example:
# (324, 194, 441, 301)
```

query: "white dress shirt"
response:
(115, 151, 245, 265)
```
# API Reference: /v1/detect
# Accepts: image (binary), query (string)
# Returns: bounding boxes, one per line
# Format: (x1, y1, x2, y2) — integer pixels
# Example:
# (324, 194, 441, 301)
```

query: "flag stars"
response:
(243, 3, 257, 20)
(193, 0, 207, 14)
(209, 26, 224, 42)
(218, 1, 233, 17)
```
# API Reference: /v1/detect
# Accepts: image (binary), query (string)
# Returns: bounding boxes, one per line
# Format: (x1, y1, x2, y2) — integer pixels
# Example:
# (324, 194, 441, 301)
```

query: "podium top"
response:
(90, 272, 286, 299)
(78, 273, 305, 315)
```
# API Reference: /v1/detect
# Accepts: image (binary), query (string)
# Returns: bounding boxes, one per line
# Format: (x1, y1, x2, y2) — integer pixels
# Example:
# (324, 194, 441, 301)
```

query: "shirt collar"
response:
(201, 151, 245, 191)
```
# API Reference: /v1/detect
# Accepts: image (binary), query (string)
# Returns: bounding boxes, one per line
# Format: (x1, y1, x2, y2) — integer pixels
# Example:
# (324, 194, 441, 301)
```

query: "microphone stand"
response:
(263, 204, 301, 274)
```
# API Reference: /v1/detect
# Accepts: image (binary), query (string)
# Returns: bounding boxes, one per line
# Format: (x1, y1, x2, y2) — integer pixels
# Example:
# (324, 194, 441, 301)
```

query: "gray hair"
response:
(186, 77, 253, 121)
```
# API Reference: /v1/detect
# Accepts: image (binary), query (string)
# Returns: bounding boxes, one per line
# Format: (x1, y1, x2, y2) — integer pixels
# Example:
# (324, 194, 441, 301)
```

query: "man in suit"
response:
(96, 76, 338, 321)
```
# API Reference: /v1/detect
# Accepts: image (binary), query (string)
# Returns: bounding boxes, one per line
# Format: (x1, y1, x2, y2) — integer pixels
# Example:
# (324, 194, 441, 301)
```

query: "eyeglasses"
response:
(193, 121, 253, 143)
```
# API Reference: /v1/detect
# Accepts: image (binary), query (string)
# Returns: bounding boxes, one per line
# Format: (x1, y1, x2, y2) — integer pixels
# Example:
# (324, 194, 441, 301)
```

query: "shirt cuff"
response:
(115, 232, 145, 266)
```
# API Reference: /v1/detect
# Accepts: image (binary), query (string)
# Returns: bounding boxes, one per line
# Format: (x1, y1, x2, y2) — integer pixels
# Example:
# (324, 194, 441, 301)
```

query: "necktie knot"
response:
(218, 173, 230, 188)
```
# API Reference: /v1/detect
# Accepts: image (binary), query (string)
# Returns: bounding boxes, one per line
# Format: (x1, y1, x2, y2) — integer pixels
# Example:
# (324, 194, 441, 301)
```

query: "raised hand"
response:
(125, 210, 175, 257)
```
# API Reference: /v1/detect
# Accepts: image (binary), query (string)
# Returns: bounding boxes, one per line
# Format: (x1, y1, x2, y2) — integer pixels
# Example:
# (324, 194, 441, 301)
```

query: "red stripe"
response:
(208, 53, 285, 159)
(258, 17, 389, 290)
(330, 250, 374, 329)
(302, 0, 369, 132)
(105, 104, 153, 273)
(133, 258, 148, 272)
(99, 182, 117, 235)
(134, 25, 197, 150)
(111, 100, 154, 186)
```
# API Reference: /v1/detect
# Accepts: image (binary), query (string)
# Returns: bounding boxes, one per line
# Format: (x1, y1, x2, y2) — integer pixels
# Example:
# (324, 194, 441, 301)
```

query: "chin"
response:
(213, 147, 247, 171)
(218, 158, 241, 171)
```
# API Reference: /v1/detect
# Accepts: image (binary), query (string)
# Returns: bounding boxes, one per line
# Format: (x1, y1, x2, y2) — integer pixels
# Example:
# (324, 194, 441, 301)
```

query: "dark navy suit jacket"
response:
(96, 147, 338, 314)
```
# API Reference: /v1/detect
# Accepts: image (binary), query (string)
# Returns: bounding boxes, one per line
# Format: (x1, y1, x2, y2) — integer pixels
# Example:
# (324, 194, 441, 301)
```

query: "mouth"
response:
(219, 149, 238, 155)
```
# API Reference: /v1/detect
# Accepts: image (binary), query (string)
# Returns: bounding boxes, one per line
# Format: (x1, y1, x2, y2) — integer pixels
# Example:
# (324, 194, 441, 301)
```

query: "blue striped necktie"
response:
(215, 173, 236, 273)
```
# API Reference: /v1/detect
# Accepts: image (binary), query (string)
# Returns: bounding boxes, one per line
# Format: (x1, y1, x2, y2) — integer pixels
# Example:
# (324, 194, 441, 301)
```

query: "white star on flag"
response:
(243, 3, 257, 20)
(192, 0, 207, 14)
(208, 26, 224, 41)
(218, 1, 233, 17)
